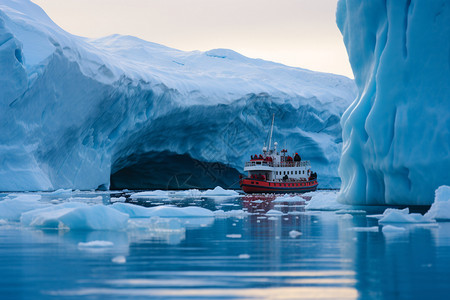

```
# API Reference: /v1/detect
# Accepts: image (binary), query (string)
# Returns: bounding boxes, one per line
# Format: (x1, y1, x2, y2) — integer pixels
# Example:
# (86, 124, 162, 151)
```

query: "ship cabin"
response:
(244, 144, 312, 182)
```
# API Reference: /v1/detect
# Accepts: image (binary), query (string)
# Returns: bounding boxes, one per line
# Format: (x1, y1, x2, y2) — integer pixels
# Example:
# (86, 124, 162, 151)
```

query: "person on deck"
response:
(294, 153, 301, 162)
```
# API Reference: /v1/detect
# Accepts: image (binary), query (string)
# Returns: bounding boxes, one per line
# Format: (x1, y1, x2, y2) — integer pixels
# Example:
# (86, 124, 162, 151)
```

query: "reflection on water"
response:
(1, 192, 450, 299)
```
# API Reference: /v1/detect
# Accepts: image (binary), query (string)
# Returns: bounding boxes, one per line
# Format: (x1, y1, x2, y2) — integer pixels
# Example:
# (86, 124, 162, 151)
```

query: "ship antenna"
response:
(268, 113, 275, 151)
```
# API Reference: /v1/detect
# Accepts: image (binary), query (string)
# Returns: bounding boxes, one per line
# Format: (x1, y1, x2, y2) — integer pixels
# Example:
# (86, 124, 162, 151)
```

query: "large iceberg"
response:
(337, 0, 450, 205)
(0, 0, 356, 191)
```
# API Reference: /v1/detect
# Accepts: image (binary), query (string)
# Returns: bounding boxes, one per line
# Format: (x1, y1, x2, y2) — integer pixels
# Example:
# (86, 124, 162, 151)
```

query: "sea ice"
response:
(289, 230, 302, 238)
(305, 191, 349, 211)
(0, 194, 49, 221)
(111, 203, 214, 218)
(425, 186, 450, 221)
(382, 225, 407, 234)
(78, 240, 114, 248)
(130, 190, 169, 199)
(272, 195, 305, 203)
(202, 186, 239, 197)
(21, 203, 129, 230)
(378, 208, 434, 224)
(112, 255, 127, 264)
(266, 209, 283, 216)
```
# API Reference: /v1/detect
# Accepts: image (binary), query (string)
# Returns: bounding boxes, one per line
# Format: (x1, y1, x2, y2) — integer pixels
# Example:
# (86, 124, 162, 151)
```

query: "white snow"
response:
(425, 186, 450, 221)
(337, 0, 450, 205)
(0, 0, 356, 192)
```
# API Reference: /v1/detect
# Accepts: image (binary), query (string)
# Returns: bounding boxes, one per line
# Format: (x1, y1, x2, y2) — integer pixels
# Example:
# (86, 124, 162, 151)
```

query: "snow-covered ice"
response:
(202, 187, 239, 197)
(0, 194, 49, 221)
(337, 0, 450, 205)
(425, 186, 450, 221)
(378, 208, 434, 224)
(0, 0, 356, 192)
(111, 203, 214, 218)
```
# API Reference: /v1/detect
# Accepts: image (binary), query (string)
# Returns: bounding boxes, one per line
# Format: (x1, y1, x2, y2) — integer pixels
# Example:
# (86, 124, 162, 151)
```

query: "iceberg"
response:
(425, 186, 450, 221)
(0, 0, 356, 191)
(336, 0, 450, 205)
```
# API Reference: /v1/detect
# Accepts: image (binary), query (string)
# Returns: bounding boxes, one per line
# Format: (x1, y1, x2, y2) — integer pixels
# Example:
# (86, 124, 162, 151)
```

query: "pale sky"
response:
(32, 0, 353, 78)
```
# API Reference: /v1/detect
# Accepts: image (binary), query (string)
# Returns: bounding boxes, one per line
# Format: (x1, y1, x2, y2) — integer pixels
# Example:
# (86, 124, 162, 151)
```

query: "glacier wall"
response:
(337, 0, 450, 205)
(0, 0, 356, 191)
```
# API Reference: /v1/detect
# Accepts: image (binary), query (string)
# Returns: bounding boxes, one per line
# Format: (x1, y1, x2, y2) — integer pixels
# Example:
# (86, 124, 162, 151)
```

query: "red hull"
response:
(240, 178, 318, 194)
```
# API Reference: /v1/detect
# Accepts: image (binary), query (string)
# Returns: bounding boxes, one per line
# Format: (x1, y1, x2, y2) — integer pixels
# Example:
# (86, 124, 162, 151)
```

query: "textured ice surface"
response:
(111, 203, 214, 218)
(336, 0, 450, 205)
(21, 202, 130, 230)
(425, 186, 450, 221)
(0, 0, 356, 191)
(378, 208, 433, 224)
(0, 194, 49, 221)
(202, 186, 239, 197)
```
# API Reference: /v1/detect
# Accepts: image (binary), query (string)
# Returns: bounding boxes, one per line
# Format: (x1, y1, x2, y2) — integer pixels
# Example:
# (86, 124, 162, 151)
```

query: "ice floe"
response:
(425, 186, 450, 221)
(202, 186, 239, 197)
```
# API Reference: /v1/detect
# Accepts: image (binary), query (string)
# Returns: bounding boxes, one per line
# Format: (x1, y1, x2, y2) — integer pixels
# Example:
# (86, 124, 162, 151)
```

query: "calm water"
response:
(1, 192, 450, 300)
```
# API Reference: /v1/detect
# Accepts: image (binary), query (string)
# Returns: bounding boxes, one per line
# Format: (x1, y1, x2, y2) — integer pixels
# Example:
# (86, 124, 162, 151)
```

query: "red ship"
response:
(239, 115, 318, 194)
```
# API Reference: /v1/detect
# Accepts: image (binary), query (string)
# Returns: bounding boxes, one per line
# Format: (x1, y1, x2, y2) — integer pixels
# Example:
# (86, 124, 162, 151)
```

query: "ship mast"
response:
(268, 113, 275, 151)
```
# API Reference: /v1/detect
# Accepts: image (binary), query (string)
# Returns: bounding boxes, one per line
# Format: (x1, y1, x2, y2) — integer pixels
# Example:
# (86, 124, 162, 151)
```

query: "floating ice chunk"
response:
(111, 203, 214, 218)
(272, 195, 305, 203)
(305, 191, 349, 211)
(268, 217, 279, 220)
(425, 186, 450, 221)
(69, 196, 103, 203)
(110, 197, 126, 203)
(349, 227, 379, 232)
(130, 190, 169, 199)
(226, 234, 242, 238)
(340, 214, 354, 220)
(0, 195, 50, 221)
(128, 217, 183, 231)
(238, 254, 250, 259)
(213, 210, 248, 218)
(289, 230, 302, 238)
(266, 209, 283, 216)
(382, 225, 407, 234)
(202, 186, 239, 196)
(335, 210, 366, 215)
(379, 208, 434, 224)
(48, 189, 72, 196)
(78, 240, 114, 248)
(22, 203, 129, 230)
(112, 255, 126, 264)
(170, 189, 202, 198)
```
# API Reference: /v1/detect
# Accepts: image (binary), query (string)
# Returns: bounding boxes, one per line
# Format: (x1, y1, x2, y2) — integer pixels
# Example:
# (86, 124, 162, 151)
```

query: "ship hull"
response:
(240, 178, 318, 194)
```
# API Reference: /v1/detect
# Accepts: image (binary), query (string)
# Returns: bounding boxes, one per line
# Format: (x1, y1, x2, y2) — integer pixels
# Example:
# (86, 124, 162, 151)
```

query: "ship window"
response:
(295, 171, 297, 174)
(303, 170, 305, 174)
(291, 171, 293, 175)
(251, 181, 254, 184)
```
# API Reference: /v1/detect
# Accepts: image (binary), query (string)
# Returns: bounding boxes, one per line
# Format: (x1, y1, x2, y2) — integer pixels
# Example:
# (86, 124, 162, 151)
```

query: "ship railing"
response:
(245, 161, 310, 168)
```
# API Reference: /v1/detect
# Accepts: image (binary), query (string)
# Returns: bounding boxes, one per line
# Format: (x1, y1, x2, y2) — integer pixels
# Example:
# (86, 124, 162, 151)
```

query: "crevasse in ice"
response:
(336, 0, 450, 205)
(0, 0, 356, 191)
